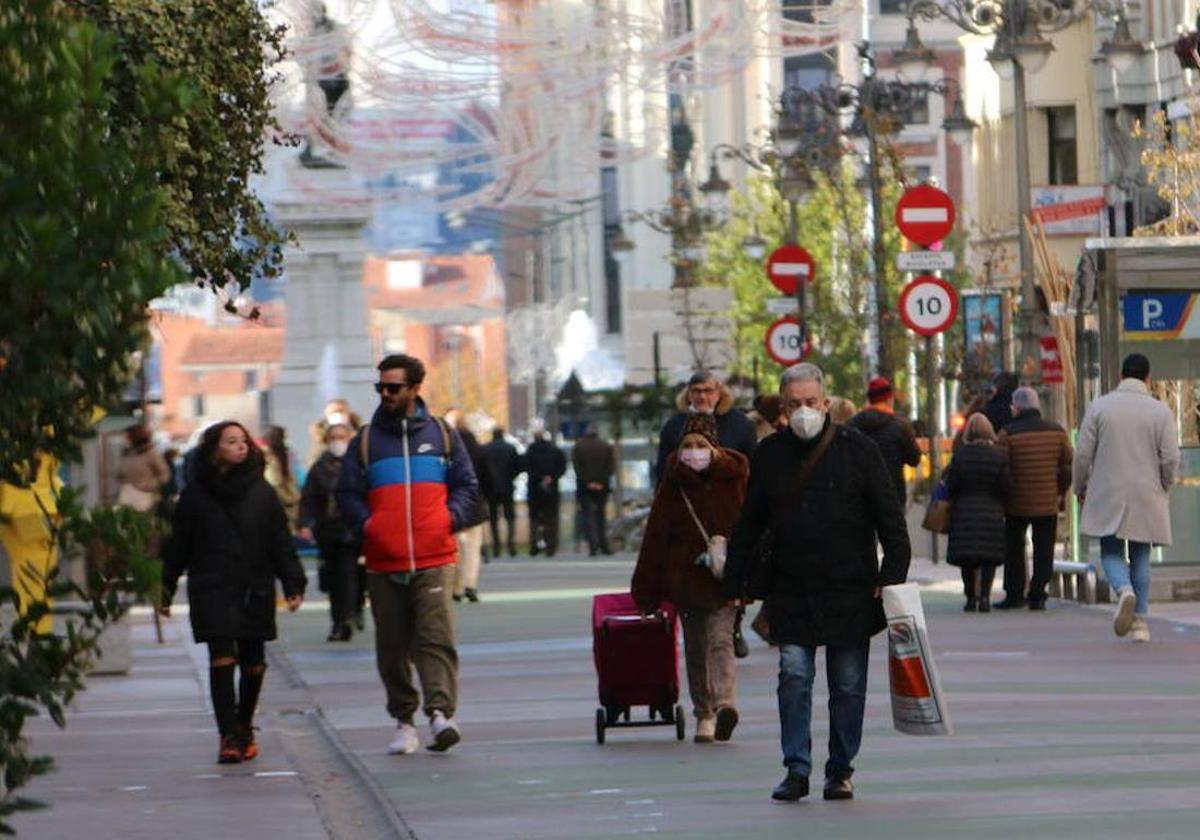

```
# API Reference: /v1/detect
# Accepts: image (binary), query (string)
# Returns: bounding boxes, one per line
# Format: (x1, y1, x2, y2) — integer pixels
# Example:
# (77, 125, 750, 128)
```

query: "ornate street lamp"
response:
(900, 0, 1144, 380)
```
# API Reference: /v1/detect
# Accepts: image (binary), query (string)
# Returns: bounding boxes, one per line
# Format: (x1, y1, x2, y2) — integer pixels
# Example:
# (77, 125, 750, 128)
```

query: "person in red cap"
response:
(848, 376, 921, 507)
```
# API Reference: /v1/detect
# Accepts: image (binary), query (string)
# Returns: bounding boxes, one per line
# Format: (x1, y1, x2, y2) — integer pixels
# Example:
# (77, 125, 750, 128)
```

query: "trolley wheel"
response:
(595, 708, 606, 745)
(674, 705, 685, 741)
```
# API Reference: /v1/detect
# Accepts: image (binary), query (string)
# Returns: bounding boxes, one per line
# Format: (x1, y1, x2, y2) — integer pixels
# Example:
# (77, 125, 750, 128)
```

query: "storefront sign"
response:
(1030, 185, 1106, 236)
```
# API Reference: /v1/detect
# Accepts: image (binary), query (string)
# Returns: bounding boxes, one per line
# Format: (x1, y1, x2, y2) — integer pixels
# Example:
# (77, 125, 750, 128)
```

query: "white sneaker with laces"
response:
(387, 723, 419, 755)
(1131, 616, 1151, 644)
(428, 711, 461, 752)
(1113, 586, 1136, 637)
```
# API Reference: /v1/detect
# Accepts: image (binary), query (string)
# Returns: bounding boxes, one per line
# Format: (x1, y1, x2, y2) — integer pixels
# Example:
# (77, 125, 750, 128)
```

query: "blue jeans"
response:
(1100, 536, 1151, 616)
(777, 641, 870, 781)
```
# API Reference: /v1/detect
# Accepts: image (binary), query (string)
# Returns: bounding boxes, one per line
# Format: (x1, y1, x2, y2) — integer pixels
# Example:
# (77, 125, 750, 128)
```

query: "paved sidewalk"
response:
(14, 554, 1200, 839)
(16, 611, 328, 839)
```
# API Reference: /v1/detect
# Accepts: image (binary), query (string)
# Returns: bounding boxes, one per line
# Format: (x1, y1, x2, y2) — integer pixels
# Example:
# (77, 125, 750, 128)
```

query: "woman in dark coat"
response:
(945, 413, 1011, 612)
(632, 414, 749, 744)
(299, 420, 360, 641)
(161, 421, 307, 764)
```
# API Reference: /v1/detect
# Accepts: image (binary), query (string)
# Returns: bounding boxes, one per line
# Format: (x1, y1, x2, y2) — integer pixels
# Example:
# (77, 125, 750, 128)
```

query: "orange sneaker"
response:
(239, 725, 258, 761)
(218, 735, 242, 764)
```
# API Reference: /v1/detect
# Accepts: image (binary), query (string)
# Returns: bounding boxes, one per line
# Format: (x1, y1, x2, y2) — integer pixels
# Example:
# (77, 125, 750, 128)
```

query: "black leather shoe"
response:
(994, 597, 1028, 610)
(771, 771, 809, 801)
(823, 777, 854, 800)
(963, 598, 978, 613)
(978, 598, 991, 613)
(465, 588, 480, 603)
(1028, 597, 1047, 611)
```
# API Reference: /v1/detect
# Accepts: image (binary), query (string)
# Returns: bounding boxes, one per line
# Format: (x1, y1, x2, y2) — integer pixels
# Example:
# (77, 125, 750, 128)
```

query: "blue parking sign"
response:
(1122, 292, 1198, 339)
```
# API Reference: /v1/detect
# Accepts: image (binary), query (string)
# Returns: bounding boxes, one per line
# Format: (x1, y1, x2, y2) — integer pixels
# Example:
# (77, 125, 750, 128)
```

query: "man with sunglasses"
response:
(337, 354, 479, 755)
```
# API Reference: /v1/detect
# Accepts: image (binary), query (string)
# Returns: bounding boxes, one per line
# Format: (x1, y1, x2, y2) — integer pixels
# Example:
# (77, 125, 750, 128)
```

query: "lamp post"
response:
(705, 42, 976, 379)
(900, 0, 1144, 381)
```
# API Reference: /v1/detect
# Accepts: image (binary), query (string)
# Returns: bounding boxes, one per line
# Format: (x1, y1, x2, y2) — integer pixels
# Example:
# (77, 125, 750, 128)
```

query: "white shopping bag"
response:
(881, 583, 953, 736)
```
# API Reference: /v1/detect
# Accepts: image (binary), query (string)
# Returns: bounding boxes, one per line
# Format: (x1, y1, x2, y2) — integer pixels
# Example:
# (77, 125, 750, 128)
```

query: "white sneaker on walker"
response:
(388, 722, 420, 755)
(1113, 586, 1136, 637)
(1130, 616, 1151, 643)
(428, 710, 460, 752)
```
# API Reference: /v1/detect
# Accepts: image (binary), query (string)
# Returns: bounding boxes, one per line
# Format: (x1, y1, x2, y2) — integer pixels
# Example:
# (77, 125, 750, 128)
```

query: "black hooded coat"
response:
(163, 447, 307, 643)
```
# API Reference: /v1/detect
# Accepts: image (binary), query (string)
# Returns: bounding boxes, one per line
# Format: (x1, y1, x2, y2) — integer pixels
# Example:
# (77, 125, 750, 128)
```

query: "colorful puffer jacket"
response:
(337, 400, 479, 574)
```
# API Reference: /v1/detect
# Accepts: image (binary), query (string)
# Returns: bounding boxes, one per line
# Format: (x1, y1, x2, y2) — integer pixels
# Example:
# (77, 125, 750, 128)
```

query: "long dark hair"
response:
(199, 421, 259, 467)
(264, 425, 291, 482)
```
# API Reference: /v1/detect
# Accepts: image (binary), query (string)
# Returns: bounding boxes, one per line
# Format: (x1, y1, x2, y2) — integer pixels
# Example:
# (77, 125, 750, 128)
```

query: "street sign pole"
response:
(926, 332, 939, 566)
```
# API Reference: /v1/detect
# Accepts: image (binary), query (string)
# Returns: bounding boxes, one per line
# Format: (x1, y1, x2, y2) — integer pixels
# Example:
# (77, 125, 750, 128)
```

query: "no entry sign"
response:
(899, 275, 958, 336)
(764, 316, 812, 366)
(895, 184, 955, 247)
(766, 244, 814, 295)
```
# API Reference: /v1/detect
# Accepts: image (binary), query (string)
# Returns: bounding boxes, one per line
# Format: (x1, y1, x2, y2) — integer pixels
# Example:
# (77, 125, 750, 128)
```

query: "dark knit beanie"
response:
(867, 376, 893, 403)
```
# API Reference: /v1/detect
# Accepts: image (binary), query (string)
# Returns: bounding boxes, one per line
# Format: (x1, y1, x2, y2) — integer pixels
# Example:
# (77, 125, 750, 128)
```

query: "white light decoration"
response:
(270, 0, 862, 211)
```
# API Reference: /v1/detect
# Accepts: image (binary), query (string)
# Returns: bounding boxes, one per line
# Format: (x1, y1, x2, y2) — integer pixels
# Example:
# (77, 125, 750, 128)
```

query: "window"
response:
(192, 394, 205, 418)
(1047, 106, 1077, 185)
(910, 164, 933, 183)
(601, 165, 622, 335)
(899, 88, 929, 125)
(245, 370, 258, 391)
(783, 51, 835, 93)
(879, 0, 907, 13)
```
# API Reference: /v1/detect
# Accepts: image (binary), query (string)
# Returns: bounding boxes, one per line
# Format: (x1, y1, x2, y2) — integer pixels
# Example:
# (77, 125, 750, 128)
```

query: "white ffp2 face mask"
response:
(328, 440, 350, 458)
(789, 406, 825, 441)
(679, 448, 713, 472)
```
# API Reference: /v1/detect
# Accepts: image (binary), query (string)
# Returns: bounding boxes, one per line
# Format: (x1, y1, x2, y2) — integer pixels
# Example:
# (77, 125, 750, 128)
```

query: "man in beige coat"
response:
(1073, 354, 1180, 643)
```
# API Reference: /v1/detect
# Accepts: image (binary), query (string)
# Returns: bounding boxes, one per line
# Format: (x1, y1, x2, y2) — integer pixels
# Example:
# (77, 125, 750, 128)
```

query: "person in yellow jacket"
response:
(0, 454, 62, 635)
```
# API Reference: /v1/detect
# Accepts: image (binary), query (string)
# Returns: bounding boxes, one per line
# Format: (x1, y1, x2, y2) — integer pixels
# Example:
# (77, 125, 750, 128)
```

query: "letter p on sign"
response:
(1143, 298, 1164, 328)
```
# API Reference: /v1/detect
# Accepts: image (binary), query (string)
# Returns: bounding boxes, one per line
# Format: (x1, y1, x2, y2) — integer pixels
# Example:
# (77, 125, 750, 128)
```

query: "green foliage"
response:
(1, 488, 162, 833)
(68, 0, 292, 293)
(0, 0, 191, 482)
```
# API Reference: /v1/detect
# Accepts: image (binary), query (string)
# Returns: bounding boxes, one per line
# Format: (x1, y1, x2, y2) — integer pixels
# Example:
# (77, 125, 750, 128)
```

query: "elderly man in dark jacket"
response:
(525, 429, 567, 556)
(484, 427, 523, 557)
(996, 386, 1073, 610)
(571, 424, 616, 556)
(848, 376, 921, 506)
(726, 362, 910, 804)
(655, 371, 757, 486)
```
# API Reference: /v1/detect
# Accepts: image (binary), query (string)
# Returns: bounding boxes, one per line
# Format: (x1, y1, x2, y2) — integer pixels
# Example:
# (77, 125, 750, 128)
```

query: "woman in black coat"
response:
(945, 413, 1011, 612)
(161, 421, 307, 764)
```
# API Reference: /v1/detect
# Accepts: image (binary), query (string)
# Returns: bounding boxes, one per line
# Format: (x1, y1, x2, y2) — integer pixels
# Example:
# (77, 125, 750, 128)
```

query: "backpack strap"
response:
(433, 417, 454, 464)
(359, 423, 370, 466)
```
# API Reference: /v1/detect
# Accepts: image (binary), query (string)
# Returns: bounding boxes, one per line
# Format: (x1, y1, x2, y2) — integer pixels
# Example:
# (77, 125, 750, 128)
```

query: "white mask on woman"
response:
(328, 440, 350, 459)
(679, 447, 713, 472)
(789, 406, 825, 441)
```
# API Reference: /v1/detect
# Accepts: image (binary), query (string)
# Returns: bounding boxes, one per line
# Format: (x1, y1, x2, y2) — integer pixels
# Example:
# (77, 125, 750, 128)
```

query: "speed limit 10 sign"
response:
(764, 316, 812, 366)
(898, 275, 958, 336)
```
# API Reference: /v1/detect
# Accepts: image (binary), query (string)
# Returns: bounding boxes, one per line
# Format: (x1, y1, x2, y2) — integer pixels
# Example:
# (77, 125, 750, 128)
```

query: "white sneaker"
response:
(387, 723, 419, 755)
(1131, 616, 1151, 644)
(693, 716, 716, 744)
(428, 711, 460, 753)
(1113, 587, 1136, 637)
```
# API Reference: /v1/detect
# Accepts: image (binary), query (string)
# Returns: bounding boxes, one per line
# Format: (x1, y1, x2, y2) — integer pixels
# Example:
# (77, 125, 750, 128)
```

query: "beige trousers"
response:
(454, 524, 485, 595)
(680, 605, 738, 720)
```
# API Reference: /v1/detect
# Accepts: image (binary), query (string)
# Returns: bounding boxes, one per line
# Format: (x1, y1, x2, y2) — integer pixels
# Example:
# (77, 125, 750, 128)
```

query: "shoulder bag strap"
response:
(677, 487, 710, 544)
(795, 421, 838, 494)
(359, 423, 371, 466)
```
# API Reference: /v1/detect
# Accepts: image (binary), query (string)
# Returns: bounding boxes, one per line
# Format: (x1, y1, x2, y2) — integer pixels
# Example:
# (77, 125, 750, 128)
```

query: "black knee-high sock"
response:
(238, 666, 266, 726)
(210, 664, 237, 736)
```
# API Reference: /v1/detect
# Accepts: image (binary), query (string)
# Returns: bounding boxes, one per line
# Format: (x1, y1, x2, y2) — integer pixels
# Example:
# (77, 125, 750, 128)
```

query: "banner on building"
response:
(1030, 185, 1106, 236)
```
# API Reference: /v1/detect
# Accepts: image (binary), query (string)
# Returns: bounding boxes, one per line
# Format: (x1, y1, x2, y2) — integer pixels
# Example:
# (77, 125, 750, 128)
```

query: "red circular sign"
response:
(764, 316, 812, 366)
(895, 184, 955, 247)
(766, 244, 814, 295)
(898, 275, 959, 336)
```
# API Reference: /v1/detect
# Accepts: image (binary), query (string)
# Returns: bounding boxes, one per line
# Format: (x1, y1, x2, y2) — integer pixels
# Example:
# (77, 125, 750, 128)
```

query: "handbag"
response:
(921, 481, 951, 534)
(116, 482, 158, 512)
(678, 487, 726, 580)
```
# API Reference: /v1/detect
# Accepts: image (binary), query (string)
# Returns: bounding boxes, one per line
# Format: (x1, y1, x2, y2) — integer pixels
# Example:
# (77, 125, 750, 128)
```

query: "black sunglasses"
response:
(374, 382, 410, 395)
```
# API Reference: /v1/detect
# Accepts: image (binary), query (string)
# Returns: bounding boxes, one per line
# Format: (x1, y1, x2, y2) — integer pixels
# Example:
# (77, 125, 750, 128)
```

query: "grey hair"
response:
(779, 362, 825, 395)
(1012, 386, 1039, 412)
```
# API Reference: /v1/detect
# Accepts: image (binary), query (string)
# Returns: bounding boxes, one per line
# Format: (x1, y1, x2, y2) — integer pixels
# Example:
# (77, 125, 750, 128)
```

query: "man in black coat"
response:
(983, 371, 1019, 434)
(524, 428, 567, 556)
(654, 371, 757, 487)
(483, 427, 523, 557)
(848, 376, 921, 506)
(726, 363, 910, 804)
